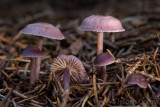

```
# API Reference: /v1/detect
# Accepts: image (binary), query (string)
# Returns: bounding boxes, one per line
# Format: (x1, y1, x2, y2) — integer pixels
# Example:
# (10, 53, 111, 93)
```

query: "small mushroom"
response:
(94, 53, 115, 80)
(127, 74, 148, 98)
(51, 55, 86, 93)
(20, 46, 43, 84)
(79, 15, 124, 80)
(20, 22, 65, 82)
(127, 74, 148, 88)
(51, 55, 85, 106)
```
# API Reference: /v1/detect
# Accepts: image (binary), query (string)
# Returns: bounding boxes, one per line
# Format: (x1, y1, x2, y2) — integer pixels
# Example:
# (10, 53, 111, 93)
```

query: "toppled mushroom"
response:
(51, 55, 86, 93)
(79, 15, 124, 80)
(20, 22, 65, 82)
(94, 52, 115, 80)
(20, 46, 43, 84)
(127, 74, 148, 88)
(51, 55, 85, 106)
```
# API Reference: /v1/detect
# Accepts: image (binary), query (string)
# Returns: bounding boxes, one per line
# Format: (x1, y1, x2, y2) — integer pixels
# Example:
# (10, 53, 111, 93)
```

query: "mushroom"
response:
(127, 74, 148, 88)
(94, 52, 115, 80)
(51, 55, 86, 93)
(51, 55, 85, 106)
(79, 15, 124, 79)
(20, 22, 65, 82)
(127, 74, 148, 98)
(79, 15, 125, 55)
(20, 46, 43, 84)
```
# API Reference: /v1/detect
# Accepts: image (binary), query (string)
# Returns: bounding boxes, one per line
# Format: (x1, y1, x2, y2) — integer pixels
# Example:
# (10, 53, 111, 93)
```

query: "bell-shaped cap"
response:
(127, 74, 148, 88)
(79, 15, 125, 32)
(20, 47, 44, 57)
(94, 53, 115, 66)
(20, 22, 65, 40)
(51, 55, 86, 83)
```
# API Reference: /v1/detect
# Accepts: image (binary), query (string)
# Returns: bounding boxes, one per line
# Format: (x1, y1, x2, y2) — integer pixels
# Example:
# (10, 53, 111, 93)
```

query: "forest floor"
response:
(0, 0, 160, 107)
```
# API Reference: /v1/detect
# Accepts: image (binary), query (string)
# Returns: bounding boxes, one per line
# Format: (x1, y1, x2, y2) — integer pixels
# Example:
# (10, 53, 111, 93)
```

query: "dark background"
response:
(0, 0, 160, 19)
(0, 0, 160, 57)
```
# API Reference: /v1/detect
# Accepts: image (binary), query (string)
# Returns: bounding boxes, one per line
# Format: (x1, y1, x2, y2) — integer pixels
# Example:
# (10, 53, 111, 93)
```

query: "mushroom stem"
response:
(134, 86, 140, 99)
(97, 66, 106, 80)
(60, 67, 70, 107)
(97, 32, 106, 80)
(30, 58, 36, 84)
(97, 32, 103, 55)
(63, 67, 70, 93)
(35, 37, 43, 82)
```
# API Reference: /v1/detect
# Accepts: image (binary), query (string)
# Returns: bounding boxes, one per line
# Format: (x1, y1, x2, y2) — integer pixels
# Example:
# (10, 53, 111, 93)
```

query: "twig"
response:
(30, 103, 43, 107)
(135, 70, 160, 82)
(102, 86, 110, 96)
(71, 82, 119, 87)
(100, 95, 107, 107)
(12, 89, 43, 105)
(87, 101, 94, 107)
(127, 61, 141, 74)
(17, 92, 45, 104)
(45, 95, 56, 107)
(12, 98, 18, 107)
(0, 88, 13, 106)
(81, 90, 93, 107)
(93, 73, 98, 105)
(5, 59, 30, 63)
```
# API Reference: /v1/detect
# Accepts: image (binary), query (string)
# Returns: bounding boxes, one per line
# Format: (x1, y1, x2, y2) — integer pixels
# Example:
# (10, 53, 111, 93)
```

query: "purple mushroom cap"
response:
(20, 22, 65, 40)
(127, 74, 148, 88)
(94, 53, 115, 66)
(79, 15, 125, 32)
(20, 47, 44, 57)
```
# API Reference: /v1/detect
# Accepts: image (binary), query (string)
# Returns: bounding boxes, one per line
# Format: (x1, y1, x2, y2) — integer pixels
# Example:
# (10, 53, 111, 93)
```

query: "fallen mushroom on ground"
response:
(51, 55, 86, 106)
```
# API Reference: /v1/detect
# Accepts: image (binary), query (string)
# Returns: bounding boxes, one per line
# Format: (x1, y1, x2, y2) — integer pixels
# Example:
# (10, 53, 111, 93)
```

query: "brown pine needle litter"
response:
(1, 1, 160, 106)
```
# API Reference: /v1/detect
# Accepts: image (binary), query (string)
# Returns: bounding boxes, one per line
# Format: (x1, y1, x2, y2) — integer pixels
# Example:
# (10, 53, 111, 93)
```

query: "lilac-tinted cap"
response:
(20, 22, 65, 40)
(20, 47, 44, 57)
(127, 74, 148, 88)
(79, 15, 125, 32)
(94, 53, 115, 66)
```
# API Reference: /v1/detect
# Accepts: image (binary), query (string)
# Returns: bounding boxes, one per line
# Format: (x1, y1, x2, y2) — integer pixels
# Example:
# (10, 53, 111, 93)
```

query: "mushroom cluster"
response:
(79, 15, 125, 80)
(19, 15, 128, 106)
(20, 22, 64, 84)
